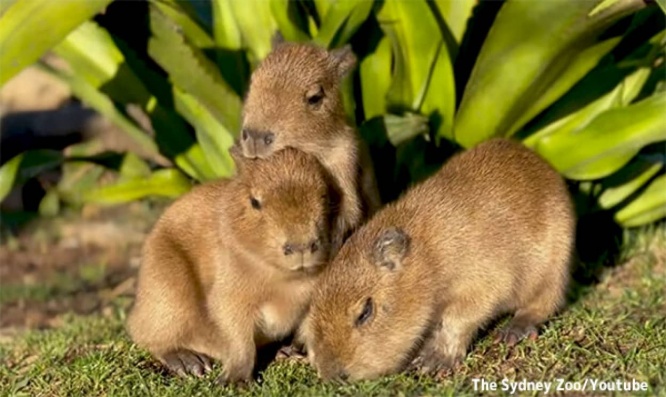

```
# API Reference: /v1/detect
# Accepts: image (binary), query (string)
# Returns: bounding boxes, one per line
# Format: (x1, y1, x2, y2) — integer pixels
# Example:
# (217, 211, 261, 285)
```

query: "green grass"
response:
(0, 263, 106, 305)
(1, 228, 665, 396)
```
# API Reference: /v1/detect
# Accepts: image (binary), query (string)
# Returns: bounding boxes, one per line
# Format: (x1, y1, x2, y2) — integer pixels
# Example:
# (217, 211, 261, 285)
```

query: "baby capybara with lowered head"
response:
(304, 138, 575, 381)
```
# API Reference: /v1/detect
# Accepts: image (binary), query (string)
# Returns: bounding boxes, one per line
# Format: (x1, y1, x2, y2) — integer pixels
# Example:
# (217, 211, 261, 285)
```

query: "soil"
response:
(0, 202, 165, 330)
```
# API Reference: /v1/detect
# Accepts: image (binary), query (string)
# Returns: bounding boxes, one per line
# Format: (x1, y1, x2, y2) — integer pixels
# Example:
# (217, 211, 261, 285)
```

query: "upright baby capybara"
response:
(240, 36, 381, 250)
(305, 138, 575, 381)
(127, 148, 340, 385)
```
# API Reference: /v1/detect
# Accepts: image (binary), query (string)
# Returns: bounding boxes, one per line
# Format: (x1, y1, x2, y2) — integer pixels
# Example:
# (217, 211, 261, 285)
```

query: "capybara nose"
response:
(309, 239, 320, 253)
(242, 128, 273, 143)
(284, 239, 320, 256)
(283, 243, 306, 256)
(283, 244, 295, 256)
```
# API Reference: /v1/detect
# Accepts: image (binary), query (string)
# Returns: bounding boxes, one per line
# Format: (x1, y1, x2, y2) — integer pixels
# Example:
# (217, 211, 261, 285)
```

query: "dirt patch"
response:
(0, 201, 165, 329)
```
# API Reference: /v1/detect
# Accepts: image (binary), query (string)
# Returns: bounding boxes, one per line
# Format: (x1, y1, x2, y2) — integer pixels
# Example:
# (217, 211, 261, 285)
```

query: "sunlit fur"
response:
(127, 148, 338, 384)
(305, 138, 575, 381)
(240, 41, 382, 251)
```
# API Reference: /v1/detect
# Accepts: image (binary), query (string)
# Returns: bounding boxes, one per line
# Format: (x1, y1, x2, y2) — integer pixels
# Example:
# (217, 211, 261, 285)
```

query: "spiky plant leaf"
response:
(0, 0, 113, 85)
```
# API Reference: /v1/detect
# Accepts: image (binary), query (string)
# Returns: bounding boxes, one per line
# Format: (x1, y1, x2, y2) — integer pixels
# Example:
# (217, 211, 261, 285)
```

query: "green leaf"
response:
(211, 0, 242, 49)
(0, 0, 18, 16)
(82, 168, 192, 205)
(598, 157, 663, 209)
(0, 153, 24, 202)
(431, 0, 476, 43)
(360, 35, 392, 120)
(615, 173, 666, 227)
(57, 162, 107, 206)
(52, 21, 151, 106)
(119, 153, 152, 181)
(454, 0, 648, 148)
(174, 87, 236, 180)
(36, 62, 160, 157)
(657, 0, 666, 14)
(38, 189, 60, 217)
(507, 37, 622, 136)
(51, 20, 212, 181)
(536, 92, 666, 180)
(227, 0, 278, 63)
(0, 0, 113, 86)
(378, 0, 455, 139)
(524, 67, 652, 148)
(589, 0, 623, 16)
(151, 0, 215, 48)
(172, 142, 216, 183)
(270, 0, 310, 42)
(383, 113, 430, 147)
(315, 0, 373, 49)
(0, 150, 64, 203)
(148, 6, 242, 135)
(313, 0, 333, 21)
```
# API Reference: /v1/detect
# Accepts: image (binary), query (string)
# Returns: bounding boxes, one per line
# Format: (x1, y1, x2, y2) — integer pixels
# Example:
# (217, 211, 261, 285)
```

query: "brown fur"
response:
(240, 40, 381, 251)
(126, 148, 339, 384)
(305, 138, 575, 381)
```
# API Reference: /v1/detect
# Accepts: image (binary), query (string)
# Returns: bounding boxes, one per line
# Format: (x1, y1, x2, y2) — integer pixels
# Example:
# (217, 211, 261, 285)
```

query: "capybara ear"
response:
(271, 31, 286, 50)
(372, 227, 410, 271)
(329, 44, 357, 79)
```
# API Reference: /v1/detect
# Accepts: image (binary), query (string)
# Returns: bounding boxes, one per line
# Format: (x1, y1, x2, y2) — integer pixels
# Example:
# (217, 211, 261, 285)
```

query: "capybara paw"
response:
(276, 344, 307, 360)
(493, 324, 538, 346)
(162, 349, 213, 377)
(410, 348, 462, 377)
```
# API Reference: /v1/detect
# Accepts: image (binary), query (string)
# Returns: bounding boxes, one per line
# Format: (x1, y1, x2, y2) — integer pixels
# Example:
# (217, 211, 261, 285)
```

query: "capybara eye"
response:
(264, 133, 274, 146)
(355, 298, 374, 327)
(250, 197, 262, 210)
(306, 86, 325, 107)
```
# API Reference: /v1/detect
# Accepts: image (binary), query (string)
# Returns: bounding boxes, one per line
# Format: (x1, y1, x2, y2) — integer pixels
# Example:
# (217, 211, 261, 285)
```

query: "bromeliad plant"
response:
(0, 0, 664, 227)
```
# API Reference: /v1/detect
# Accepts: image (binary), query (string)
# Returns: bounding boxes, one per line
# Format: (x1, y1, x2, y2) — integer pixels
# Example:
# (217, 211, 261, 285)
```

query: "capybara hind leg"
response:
(161, 349, 213, 377)
(493, 312, 540, 346)
(413, 311, 487, 376)
(494, 288, 563, 346)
